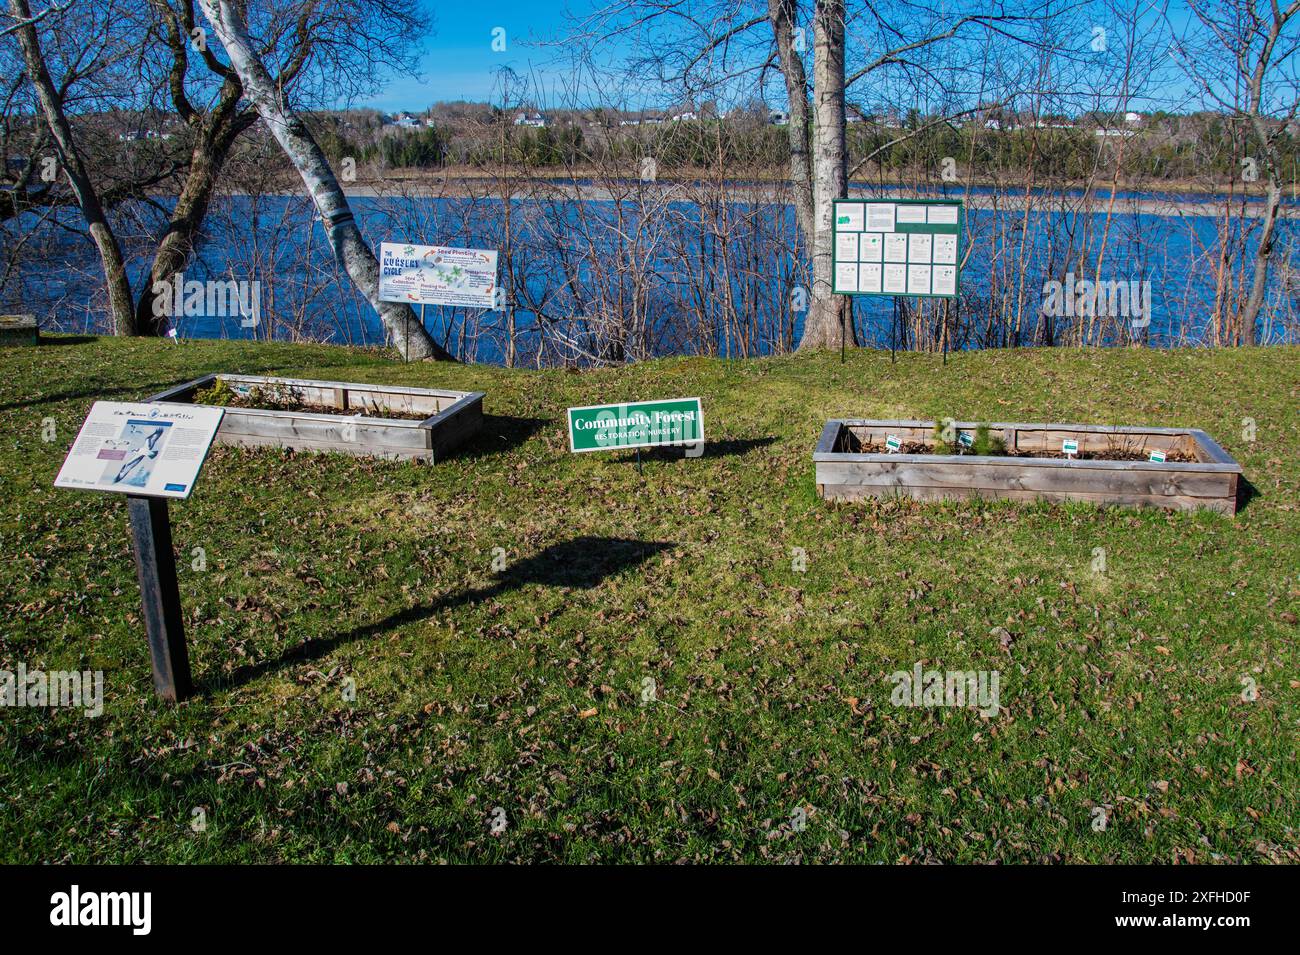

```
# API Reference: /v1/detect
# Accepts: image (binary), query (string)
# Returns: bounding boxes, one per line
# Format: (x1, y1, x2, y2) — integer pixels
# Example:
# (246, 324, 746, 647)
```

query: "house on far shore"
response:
(513, 111, 547, 128)
(769, 110, 789, 126)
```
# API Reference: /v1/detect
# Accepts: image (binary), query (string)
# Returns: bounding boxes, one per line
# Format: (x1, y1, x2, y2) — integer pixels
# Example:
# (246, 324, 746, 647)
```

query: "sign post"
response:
(55, 401, 224, 702)
(567, 398, 705, 468)
(831, 198, 964, 357)
(126, 495, 191, 701)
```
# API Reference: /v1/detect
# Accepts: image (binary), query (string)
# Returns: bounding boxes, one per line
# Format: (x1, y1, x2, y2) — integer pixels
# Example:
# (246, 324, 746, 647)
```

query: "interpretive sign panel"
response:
(54, 402, 224, 500)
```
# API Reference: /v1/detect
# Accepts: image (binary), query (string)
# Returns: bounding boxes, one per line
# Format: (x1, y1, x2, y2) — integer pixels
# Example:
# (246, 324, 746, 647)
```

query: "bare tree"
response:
(570, 1, 1052, 352)
(6, 0, 137, 332)
(1175, 0, 1300, 345)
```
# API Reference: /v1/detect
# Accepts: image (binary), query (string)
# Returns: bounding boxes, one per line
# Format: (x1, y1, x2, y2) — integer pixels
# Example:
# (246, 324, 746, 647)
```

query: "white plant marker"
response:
(885, 434, 902, 453)
(957, 431, 974, 453)
(1149, 449, 1167, 463)
(1062, 438, 1078, 459)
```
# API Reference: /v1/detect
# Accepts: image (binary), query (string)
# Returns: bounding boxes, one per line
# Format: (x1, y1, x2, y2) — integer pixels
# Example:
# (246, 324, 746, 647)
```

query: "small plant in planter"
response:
(194, 378, 238, 406)
(933, 420, 1005, 455)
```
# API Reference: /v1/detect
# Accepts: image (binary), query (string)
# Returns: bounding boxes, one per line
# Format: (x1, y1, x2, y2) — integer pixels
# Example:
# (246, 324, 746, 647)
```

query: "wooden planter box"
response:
(147, 374, 484, 462)
(0, 313, 37, 345)
(814, 420, 1243, 514)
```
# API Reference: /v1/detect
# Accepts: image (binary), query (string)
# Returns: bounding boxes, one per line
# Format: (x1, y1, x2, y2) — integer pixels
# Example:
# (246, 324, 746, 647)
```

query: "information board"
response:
(568, 398, 704, 453)
(831, 198, 963, 300)
(54, 402, 224, 500)
(378, 242, 498, 309)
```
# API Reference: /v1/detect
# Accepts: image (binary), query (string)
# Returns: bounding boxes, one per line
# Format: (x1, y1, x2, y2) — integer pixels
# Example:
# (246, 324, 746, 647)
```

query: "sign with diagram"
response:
(54, 402, 224, 500)
(831, 198, 963, 300)
(378, 241, 498, 309)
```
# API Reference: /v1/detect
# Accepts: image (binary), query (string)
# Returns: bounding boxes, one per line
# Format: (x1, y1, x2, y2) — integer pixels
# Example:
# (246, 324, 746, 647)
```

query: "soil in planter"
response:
(846, 436, 1196, 462)
(195, 381, 428, 420)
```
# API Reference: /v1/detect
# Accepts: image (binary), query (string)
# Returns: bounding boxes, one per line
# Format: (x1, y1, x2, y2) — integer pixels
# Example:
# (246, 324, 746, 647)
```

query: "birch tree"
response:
(197, 0, 453, 360)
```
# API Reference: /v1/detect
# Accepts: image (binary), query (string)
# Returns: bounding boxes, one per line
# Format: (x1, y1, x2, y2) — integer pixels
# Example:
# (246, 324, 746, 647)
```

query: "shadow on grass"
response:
(610, 436, 776, 463)
(203, 535, 675, 693)
(1236, 475, 1260, 513)
(442, 413, 548, 461)
(37, 335, 98, 346)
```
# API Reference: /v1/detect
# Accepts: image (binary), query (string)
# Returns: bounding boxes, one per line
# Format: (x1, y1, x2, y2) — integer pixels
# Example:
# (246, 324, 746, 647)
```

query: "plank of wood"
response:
(144, 374, 217, 403)
(815, 460, 1235, 499)
(216, 409, 432, 449)
(424, 392, 484, 458)
(215, 432, 433, 461)
(820, 482, 1235, 514)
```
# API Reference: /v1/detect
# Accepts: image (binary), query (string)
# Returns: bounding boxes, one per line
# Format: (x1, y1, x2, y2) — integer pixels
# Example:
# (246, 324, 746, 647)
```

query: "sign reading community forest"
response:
(568, 398, 704, 453)
(54, 402, 224, 500)
(378, 241, 498, 309)
(831, 198, 963, 299)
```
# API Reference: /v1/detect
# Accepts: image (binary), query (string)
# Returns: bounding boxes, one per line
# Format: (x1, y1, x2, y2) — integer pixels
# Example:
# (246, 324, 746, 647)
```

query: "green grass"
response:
(1, 335, 1297, 863)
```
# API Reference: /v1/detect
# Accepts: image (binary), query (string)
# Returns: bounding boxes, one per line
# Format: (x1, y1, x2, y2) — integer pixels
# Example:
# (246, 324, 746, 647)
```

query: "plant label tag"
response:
(958, 431, 974, 449)
(1149, 449, 1167, 463)
(885, 434, 902, 453)
(1062, 438, 1079, 457)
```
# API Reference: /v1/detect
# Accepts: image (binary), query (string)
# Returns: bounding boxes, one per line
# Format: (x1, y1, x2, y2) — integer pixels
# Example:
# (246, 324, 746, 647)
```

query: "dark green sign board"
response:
(831, 198, 964, 300)
(567, 398, 704, 453)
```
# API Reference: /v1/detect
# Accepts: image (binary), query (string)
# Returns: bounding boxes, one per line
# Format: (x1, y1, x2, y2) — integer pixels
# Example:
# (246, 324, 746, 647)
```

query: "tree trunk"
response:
(135, 80, 252, 336)
(1238, 153, 1282, 346)
(768, 0, 814, 243)
(797, 0, 854, 351)
(10, 0, 136, 335)
(197, 0, 454, 360)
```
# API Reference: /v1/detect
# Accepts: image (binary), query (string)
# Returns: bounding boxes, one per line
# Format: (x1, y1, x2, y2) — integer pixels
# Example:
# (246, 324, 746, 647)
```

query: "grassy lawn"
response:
(1, 335, 1296, 863)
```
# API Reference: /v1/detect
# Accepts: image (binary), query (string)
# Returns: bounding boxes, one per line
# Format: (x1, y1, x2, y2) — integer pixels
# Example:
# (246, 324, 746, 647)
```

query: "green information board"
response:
(831, 198, 964, 300)
(567, 398, 704, 453)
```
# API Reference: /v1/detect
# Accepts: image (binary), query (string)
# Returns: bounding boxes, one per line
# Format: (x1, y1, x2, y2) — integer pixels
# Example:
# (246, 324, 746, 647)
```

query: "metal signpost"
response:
(831, 198, 964, 364)
(377, 241, 499, 360)
(567, 398, 705, 474)
(54, 402, 224, 702)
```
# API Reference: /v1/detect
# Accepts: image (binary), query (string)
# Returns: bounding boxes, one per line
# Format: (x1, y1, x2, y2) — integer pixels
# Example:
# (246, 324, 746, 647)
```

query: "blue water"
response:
(6, 192, 1296, 363)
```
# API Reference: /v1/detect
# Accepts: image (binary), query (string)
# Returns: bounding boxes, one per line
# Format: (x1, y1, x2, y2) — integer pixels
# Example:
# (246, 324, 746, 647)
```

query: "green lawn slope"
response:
(1, 336, 1296, 862)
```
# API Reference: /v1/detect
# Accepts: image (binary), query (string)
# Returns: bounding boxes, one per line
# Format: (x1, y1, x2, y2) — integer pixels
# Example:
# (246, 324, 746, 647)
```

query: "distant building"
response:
(1124, 111, 1142, 125)
(513, 111, 547, 128)
(769, 111, 789, 126)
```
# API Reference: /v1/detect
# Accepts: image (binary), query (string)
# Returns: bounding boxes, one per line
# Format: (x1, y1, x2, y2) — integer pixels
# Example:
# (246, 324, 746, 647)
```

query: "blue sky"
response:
(359, 2, 578, 111)
(357, 2, 1290, 117)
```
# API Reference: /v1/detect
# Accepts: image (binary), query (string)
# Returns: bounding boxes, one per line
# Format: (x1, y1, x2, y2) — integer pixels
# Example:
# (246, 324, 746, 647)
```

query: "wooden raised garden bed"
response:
(0, 313, 38, 345)
(147, 373, 484, 462)
(814, 419, 1243, 514)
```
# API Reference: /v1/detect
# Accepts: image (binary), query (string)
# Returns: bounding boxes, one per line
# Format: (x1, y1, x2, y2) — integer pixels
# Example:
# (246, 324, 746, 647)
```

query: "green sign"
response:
(831, 197, 964, 300)
(567, 398, 704, 453)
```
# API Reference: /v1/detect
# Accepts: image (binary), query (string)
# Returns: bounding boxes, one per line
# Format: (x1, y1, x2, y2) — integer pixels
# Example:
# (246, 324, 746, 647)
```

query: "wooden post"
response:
(127, 495, 192, 703)
(891, 297, 897, 364)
